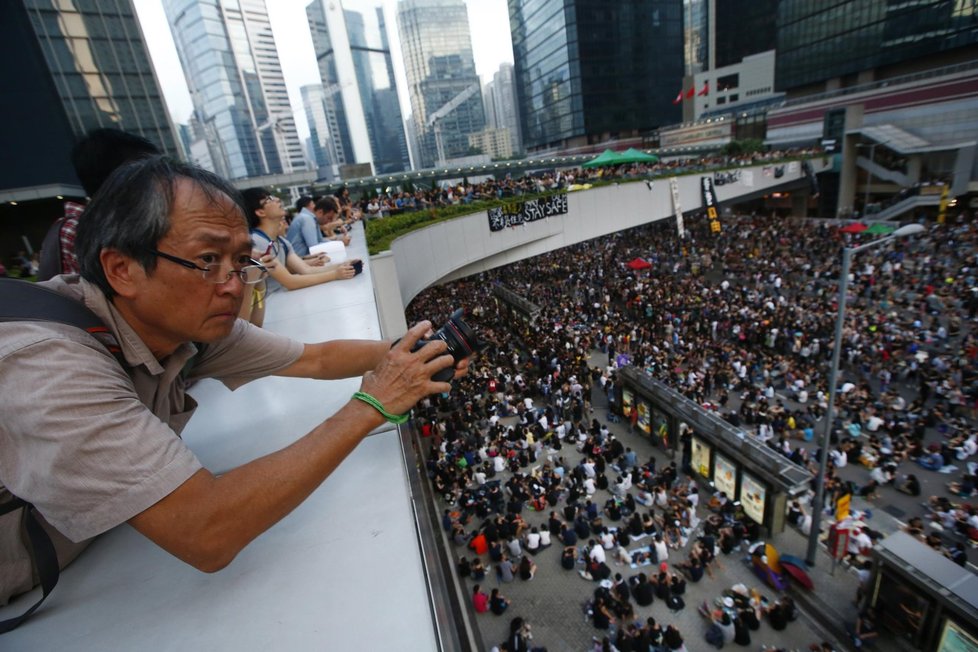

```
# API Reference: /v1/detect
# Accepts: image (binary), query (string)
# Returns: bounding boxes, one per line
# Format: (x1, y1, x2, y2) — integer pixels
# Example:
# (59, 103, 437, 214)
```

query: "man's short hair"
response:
(315, 196, 338, 215)
(72, 128, 161, 197)
(295, 195, 313, 212)
(75, 156, 245, 298)
(241, 187, 274, 228)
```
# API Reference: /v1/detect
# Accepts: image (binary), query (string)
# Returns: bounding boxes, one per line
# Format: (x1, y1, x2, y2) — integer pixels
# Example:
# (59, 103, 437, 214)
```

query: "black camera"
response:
(352, 259, 363, 275)
(412, 309, 483, 382)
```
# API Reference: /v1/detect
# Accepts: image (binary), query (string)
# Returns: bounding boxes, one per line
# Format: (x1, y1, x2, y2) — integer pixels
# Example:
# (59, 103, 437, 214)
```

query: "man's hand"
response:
(335, 261, 356, 280)
(359, 320, 455, 416)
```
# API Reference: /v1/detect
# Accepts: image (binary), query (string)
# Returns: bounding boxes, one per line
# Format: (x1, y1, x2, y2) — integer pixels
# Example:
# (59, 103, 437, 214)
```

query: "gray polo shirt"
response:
(0, 276, 303, 603)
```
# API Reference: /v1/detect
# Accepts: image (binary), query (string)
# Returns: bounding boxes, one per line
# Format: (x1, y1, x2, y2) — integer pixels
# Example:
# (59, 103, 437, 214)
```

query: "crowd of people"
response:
(406, 195, 977, 648)
(350, 147, 823, 219)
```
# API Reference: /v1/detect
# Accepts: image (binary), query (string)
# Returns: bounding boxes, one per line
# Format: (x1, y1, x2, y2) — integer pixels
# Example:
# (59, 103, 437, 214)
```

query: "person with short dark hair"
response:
(489, 587, 511, 615)
(0, 156, 466, 606)
(39, 128, 160, 280)
(472, 583, 489, 613)
(241, 187, 357, 294)
(287, 195, 347, 255)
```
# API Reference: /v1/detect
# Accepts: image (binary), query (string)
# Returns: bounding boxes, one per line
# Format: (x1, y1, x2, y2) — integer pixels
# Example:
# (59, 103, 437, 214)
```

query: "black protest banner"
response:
(487, 194, 568, 232)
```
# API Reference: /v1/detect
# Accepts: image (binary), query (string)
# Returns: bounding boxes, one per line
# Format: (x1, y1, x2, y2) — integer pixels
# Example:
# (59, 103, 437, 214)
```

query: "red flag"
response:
(685, 86, 695, 99)
(672, 90, 683, 104)
(698, 81, 709, 96)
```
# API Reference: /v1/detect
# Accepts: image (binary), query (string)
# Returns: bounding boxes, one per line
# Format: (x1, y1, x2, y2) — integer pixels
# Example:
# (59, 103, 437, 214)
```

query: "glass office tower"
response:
(777, 0, 978, 92)
(1, 0, 179, 195)
(714, 0, 776, 69)
(300, 84, 335, 178)
(509, 0, 684, 153)
(485, 63, 523, 155)
(306, 0, 409, 176)
(397, 0, 485, 168)
(683, 0, 709, 76)
(163, 0, 305, 180)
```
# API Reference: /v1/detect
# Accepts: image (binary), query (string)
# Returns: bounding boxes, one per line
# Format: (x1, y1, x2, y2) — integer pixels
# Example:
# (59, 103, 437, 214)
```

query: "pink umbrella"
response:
(839, 222, 868, 234)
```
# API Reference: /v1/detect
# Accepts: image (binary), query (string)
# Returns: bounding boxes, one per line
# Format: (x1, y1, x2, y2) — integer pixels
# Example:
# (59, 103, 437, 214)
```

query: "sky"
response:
(132, 0, 514, 142)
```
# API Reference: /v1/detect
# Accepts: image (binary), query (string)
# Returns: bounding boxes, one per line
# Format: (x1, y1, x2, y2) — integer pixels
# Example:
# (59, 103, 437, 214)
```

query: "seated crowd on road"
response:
(406, 202, 976, 649)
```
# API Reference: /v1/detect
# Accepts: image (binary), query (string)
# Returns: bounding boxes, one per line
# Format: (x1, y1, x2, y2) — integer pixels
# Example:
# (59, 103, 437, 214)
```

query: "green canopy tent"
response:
(581, 149, 625, 168)
(618, 147, 659, 164)
(865, 223, 896, 235)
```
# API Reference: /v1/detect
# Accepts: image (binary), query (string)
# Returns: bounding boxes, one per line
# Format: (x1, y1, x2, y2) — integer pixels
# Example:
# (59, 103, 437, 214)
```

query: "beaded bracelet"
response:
(352, 391, 410, 424)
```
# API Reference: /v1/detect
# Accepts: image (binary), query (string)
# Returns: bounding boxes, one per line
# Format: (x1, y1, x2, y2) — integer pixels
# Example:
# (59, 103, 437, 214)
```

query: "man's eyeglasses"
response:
(149, 249, 268, 285)
(260, 196, 283, 207)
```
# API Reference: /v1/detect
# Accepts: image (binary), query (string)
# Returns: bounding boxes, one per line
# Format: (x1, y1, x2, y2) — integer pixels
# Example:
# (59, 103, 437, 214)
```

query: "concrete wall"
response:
(371, 158, 829, 338)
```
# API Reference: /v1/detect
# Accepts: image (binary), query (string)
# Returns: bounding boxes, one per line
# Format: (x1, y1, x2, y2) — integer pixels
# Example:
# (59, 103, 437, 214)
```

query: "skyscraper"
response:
(683, 0, 709, 76)
(306, 0, 410, 177)
(397, 0, 486, 168)
(300, 84, 336, 179)
(162, 0, 305, 180)
(509, 0, 684, 154)
(1, 0, 179, 197)
(776, 0, 978, 93)
(487, 63, 522, 155)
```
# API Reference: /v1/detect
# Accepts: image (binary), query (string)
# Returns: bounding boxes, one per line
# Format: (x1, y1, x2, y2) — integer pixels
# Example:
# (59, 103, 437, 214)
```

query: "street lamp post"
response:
(805, 223, 926, 566)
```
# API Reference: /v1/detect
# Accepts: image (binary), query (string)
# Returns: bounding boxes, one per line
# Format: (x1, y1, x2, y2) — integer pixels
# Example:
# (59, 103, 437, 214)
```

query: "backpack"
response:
(704, 622, 725, 648)
(666, 594, 685, 612)
(0, 278, 126, 632)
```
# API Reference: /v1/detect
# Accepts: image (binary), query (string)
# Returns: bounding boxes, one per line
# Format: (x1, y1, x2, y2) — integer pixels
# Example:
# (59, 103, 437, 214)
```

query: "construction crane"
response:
(425, 82, 480, 164)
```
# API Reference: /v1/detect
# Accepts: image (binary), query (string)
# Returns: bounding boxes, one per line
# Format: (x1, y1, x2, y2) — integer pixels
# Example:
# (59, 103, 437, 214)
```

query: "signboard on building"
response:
(659, 119, 733, 148)
(637, 401, 651, 434)
(741, 472, 767, 524)
(691, 436, 711, 479)
(713, 452, 736, 498)
(339, 162, 373, 180)
(622, 388, 634, 417)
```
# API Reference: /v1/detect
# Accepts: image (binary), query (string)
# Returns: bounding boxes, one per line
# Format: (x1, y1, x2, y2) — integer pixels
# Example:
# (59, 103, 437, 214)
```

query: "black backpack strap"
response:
(0, 278, 119, 631)
(0, 278, 123, 362)
(0, 501, 59, 634)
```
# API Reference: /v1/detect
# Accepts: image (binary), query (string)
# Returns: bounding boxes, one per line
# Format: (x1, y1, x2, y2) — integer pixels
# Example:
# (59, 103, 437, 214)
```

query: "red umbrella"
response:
(626, 257, 652, 271)
(839, 222, 868, 233)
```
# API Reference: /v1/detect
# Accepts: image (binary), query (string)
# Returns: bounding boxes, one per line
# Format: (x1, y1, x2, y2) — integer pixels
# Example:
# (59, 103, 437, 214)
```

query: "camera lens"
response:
(416, 309, 483, 382)
(433, 310, 477, 360)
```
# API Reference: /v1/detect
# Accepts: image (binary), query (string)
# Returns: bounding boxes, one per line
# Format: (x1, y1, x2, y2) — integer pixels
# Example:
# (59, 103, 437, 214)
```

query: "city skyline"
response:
(162, 0, 306, 179)
(133, 0, 513, 144)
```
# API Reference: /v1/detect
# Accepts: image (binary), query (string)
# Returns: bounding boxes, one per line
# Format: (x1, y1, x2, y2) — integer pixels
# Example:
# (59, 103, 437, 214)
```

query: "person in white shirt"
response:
(652, 534, 669, 563)
(538, 528, 552, 549)
(582, 459, 596, 478)
(524, 527, 541, 553)
(584, 477, 596, 496)
(613, 474, 632, 497)
(829, 448, 847, 468)
(589, 540, 606, 565)
(493, 455, 507, 473)
(635, 488, 654, 506)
